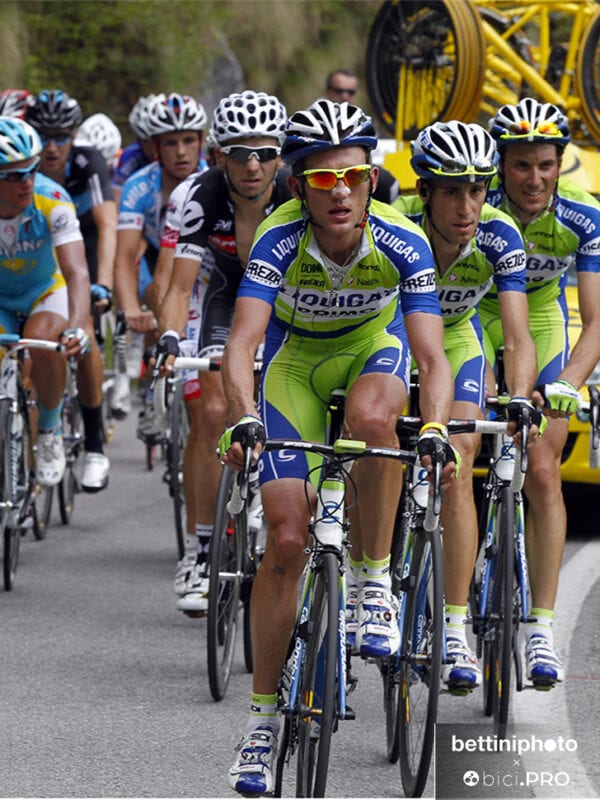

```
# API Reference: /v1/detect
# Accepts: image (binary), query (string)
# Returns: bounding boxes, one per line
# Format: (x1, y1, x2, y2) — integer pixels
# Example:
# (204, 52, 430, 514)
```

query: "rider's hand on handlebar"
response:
(91, 284, 113, 315)
(218, 415, 266, 471)
(146, 331, 180, 377)
(534, 379, 582, 417)
(60, 326, 91, 358)
(416, 422, 461, 487)
(505, 396, 546, 442)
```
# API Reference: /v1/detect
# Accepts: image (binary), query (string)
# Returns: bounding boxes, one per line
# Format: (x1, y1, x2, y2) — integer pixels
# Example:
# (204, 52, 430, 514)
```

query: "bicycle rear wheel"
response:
(58, 394, 83, 525)
(296, 551, 339, 798)
(207, 466, 243, 701)
(397, 525, 443, 798)
(168, 382, 189, 560)
(1, 399, 19, 591)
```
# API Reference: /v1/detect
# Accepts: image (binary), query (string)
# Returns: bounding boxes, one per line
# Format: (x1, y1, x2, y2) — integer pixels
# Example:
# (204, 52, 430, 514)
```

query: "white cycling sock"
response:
(445, 604, 468, 645)
(247, 691, 280, 735)
(527, 607, 555, 644)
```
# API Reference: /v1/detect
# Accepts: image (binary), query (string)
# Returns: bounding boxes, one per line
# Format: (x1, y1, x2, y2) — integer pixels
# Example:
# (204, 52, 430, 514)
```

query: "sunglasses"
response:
(503, 122, 562, 139)
(40, 133, 72, 147)
(427, 163, 497, 178)
(300, 164, 372, 191)
(0, 158, 41, 182)
(220, 145, 281, 163)
(328, 86, 356, 97)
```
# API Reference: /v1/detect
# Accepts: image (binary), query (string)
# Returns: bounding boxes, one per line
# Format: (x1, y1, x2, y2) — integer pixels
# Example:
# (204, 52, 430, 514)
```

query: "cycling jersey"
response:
(0, 173, 81, 327)
(481, 176, 600, 382)
(112, 141, 151, 188)
(174, 166, 293, 355)
(237, 198, 441, 482)
(62, 144, 114, 283)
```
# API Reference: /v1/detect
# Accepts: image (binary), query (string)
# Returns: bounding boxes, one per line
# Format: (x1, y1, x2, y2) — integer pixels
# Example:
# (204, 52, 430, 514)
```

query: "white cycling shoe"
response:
(80, 452, 110, 493)
(35, 431, 66, 488)
(229, 725, 278, 796)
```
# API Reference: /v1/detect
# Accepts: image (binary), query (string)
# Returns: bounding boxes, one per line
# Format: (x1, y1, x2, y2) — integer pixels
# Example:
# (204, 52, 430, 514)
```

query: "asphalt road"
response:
(1, 407, 599, 799)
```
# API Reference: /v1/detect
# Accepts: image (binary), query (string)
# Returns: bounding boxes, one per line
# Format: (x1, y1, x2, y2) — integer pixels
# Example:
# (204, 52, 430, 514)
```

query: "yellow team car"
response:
(561, 283, 600, 485)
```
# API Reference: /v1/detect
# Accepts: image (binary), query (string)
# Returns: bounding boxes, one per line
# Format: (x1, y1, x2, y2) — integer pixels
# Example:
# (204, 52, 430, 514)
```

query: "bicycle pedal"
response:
(182, 609, 207, 619)
(446, 686, 473, 697)
(342, 704, 356, 721)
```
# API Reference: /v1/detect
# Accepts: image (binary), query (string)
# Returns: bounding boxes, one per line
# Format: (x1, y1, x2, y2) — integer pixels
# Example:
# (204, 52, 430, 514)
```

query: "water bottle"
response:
(494, 433, 516, 481)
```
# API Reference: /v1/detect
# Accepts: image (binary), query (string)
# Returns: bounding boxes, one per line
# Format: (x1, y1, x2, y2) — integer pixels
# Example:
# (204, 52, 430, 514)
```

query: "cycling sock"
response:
(445, 604, 469, 645)
(247, 691, 279, 735)
(37, 400, 63, 433)
(80, 404, 104, 453)
(362, 554, 391, 591)
(527, 607, 555, 643)
(348, 555, 363, 587)
(195, 524, 212, 564)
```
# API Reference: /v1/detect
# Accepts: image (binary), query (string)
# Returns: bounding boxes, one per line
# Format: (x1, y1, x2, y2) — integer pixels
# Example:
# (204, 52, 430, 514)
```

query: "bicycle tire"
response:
(207, 466, 243, 701)
(296, 550, 339, 798)
(0, 399, 19, 591)
(576, 8, 600, 142)
(493, 485, 515, 736)
(58, 394, 83, 525)
(397, 525, 443, 798)
(169, 382, 189, 560)
(32, 485, 53, 540)
(366, 0, 485, 138)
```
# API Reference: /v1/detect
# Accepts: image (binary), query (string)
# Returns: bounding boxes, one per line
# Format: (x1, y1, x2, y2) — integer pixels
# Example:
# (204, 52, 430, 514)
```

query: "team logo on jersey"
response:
(246, 259, 280, 287)
(401, 269, 435, 292)
(179, 198, 205, 236)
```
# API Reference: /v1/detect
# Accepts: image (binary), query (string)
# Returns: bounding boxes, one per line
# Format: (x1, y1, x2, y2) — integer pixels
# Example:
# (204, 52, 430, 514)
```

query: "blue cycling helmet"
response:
(0, 116, 42, 165)
(411, 121, 498, 182)
(25, 89, 83, 131)
(490, 98, 571, 149)
(281, 99, 377, 170)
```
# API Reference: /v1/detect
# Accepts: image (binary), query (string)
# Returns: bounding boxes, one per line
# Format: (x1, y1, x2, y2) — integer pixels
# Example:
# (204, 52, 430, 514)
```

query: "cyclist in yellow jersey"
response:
(218, 99, 457, 796)
(395, 120, 538, 693)
(482, 98, 600, 687)
(0, 116, 91, 487)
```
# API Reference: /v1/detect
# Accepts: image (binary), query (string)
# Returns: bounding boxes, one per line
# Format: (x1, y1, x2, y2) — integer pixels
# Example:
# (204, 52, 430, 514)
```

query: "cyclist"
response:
(394, 120, 538, 692)
(26, 89, 115, 492)
(0, 89, 31, 119)
(112, 94, 159, 205)
(154, 90, 290, 616)
(481, 98, 600, 687)
(218, 99, 457, 795)
(0, 116, 91, 486)
(114, 92, 207, 439)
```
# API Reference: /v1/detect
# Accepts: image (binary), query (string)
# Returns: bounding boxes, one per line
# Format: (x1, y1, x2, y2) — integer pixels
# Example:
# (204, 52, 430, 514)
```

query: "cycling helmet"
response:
(212, 91, 287, 145)
(0, 116, 42, 165)
(0, 89, 32, 120)
(25, 89, 82, 131)
(128, 93, 161, 139)
(281, 99, 377, 168)
(411, 121, 498, 182)
(489, 98, 570, 148)
(145, 93, 207, 136)
(75, 113, 122, 160)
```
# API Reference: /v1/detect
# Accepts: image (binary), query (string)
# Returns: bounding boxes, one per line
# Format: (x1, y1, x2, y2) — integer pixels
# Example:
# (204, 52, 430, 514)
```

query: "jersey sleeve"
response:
(478, 208, 527, 293)
(173, 179, 210, 264)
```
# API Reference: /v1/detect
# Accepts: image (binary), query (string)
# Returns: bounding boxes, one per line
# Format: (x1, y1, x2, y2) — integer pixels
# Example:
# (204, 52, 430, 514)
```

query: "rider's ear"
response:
(288, 174, 303, 201)
(417, 179, 429, 199)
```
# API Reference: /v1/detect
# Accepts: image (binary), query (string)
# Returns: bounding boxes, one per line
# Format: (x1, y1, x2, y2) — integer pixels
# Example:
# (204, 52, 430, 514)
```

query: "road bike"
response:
(382, 412, 521, 796)
(0, 335, 65, 589)
(366, 0, 600, 143)
(272, 411, 446, 798)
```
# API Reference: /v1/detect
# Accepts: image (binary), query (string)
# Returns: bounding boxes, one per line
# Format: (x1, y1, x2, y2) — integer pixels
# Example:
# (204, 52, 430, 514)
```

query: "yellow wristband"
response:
(419, 422, 447, 436)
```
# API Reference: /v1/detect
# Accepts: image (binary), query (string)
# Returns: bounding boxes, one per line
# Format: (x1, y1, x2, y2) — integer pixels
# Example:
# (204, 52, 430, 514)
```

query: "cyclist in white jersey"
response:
(218, 99, 457, 796)
(395, 121, 538, 692)
(481, 99, 600, 687)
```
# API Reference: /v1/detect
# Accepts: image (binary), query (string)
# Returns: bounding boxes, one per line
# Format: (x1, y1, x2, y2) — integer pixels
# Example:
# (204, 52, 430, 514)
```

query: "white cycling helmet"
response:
(76, 112, 122, 160)
(145, 93, 207, 136)
(490, 97, 570, 148)
(0, 116, 42, 165)
(411, 121, 498, 182)
(128, 94, 162, 139)
(212, 90, 287, 145)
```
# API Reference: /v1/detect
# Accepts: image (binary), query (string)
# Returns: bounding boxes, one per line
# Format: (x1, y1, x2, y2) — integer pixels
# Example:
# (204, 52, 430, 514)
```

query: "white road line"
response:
(512, 539, 600, 797)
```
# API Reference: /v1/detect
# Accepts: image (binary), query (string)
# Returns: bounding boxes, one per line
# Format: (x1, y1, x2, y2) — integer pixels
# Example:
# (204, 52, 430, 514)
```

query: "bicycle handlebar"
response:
(0, 335, 65, 355)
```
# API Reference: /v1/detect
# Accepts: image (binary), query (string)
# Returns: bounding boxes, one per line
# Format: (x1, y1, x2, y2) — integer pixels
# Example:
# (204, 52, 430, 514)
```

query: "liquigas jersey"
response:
(485, 175, 600, 309)
(394, 195, 527, 324)
(237, 198, 441, 346)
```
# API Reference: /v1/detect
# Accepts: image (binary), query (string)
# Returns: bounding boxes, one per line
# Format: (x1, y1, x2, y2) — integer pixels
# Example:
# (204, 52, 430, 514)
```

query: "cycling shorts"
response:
(444, 314, 486, 409)
(257, 328, 410, 485)
(0, 279, 68, 333)
(480, 293, 569, 385)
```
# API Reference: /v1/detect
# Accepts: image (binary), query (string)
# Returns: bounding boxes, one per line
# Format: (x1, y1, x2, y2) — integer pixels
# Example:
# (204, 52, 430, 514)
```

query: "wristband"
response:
(419, 422, 448, 437)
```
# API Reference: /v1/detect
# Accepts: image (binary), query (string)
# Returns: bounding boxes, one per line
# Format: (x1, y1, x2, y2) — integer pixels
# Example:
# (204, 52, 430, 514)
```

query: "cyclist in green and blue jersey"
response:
(481, 98, 600, 687)
(394, 120, 538, 693)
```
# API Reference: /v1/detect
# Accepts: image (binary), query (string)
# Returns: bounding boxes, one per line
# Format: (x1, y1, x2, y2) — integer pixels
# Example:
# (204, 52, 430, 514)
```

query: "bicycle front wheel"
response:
(58, 395, 83, 525)
(168, 382, 189, 560)
(33, 485, 53, 540)
(576, 8, 600, 142)
(296, 551, 339, 798)
(493, 486, 516, 735)
(1, 399, 19, 590)
(397, 526, 443, 798)
(207, 466, 243, 701)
